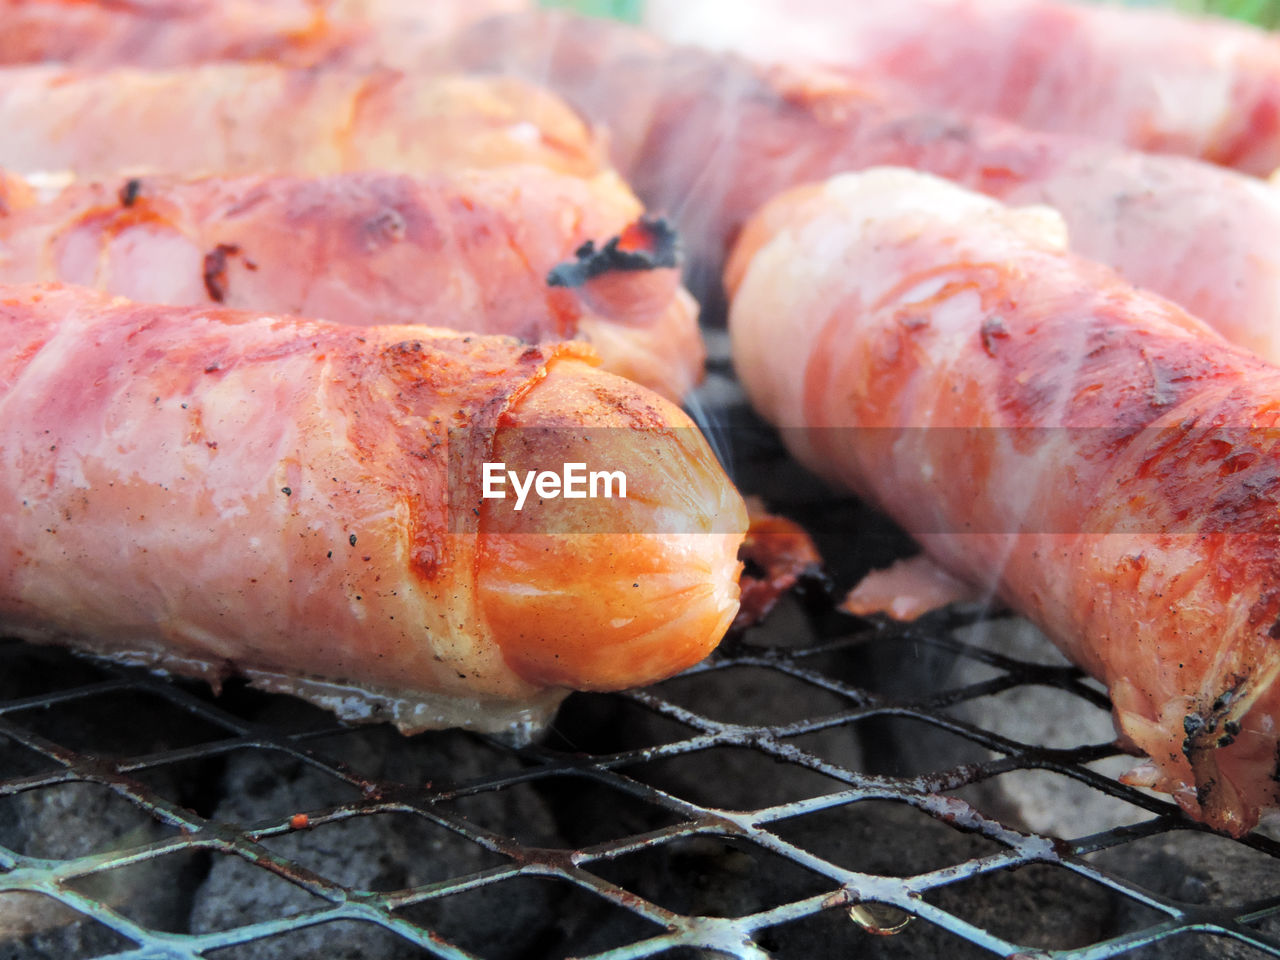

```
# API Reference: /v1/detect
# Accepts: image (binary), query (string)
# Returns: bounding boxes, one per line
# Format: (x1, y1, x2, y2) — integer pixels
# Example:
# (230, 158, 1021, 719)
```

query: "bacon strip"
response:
(0, 284, 746, 733)
(733, 501, 824, 630)
(0, 167, 702, 400)
(727, 168, 1280, 836)
(841, 555, 982, 623)
(451, 12, 1280, 364)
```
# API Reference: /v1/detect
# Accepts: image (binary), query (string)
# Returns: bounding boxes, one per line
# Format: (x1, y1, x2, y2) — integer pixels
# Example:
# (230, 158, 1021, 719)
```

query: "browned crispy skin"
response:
(0, 64, 606, 179)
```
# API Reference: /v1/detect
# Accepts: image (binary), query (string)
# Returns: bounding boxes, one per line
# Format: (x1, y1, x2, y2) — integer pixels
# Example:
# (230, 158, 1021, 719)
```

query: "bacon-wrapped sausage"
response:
(646, 0, 1280, 175)
(727, 168, 1280, 836)
(0, 64, 605, 179)
(0, 284, 746, 735)
(452, 12, 1280, 363)
(0, 167, 702, 401)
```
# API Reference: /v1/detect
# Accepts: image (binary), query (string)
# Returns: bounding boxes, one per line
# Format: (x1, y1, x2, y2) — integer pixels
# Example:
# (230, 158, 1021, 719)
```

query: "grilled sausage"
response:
(727, 168, 1280, 836)
(0, 167, 702, 401)
(452, 12, 1280, 363)
(0, 64, 605, 179)
(645, 0, 1280, 175)
(0, 284, 746, 735)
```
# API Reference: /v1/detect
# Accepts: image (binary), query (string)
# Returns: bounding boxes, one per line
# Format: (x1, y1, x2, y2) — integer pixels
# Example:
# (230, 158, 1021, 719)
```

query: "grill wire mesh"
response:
(3, 334, 1280, 960)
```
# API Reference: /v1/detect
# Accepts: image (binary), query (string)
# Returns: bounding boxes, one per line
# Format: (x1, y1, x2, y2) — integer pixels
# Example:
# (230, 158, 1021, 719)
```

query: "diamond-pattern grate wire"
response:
(3, 603, 1280, 960)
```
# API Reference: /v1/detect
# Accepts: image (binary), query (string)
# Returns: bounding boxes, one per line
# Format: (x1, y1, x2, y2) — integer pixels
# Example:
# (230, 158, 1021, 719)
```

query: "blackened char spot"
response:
(546, 217, 680, 288)
(203, 243, 241, 303)
(1196, 777, 1216, 808)
(365, 207, 407, 247)
(388, 340, 425, 356)
(1214, 712, 1239, 747)
(119, 178, 142, 208)
(980, 315, 1009, 357)
(1213, 686, 1239, 713)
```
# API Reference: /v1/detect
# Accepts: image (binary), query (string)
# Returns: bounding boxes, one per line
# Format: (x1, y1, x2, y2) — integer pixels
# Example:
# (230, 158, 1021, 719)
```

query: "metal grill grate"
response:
(4, 599, 1280, 958)
(4, 337, 1280, 959)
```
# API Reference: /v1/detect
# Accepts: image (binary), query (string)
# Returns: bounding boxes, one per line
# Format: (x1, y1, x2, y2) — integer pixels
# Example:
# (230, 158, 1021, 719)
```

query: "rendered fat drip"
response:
(848, 902, 913, 936)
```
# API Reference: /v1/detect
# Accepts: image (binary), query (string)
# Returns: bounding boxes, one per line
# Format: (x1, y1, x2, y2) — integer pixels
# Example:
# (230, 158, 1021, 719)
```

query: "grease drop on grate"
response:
(758, 902, 1005, 960)
(847, 901, 912, 934)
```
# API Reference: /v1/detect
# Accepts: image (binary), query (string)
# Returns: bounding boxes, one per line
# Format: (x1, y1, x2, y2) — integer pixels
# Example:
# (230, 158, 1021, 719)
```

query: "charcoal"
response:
(1091, 830, 1280, 960)
(947, 618, 1150, 839)
(0, 892, 135, 960)
(190, 727, 562, 959)
(0, 778, 192, 958)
